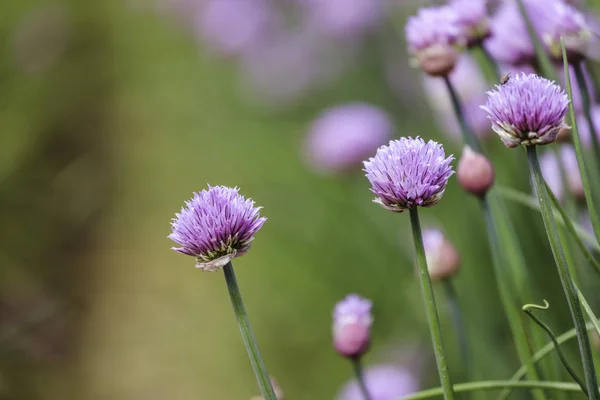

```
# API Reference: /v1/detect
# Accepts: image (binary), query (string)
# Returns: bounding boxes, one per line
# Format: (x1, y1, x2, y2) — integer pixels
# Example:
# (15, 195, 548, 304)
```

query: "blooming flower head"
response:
(482, 73, 570, 148)
(484, 1, 535, 66)
(364, 137, 454, 212)
(449, 0, 491, 47)
(422, 228, 461, 280)
(405, 6, 466, 76)
(169, 186, 267, 271)
(305, 103, 393, 174)
(333, 294, 373, 358)
(336, 364, 419, 400)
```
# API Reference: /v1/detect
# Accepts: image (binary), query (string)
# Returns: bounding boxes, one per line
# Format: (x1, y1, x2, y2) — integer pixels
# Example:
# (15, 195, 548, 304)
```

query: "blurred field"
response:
(1, 1, 593, 399)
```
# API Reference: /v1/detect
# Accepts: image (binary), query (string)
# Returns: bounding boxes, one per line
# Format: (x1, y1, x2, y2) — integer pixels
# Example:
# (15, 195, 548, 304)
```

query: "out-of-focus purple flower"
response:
(449, 0, 491, 47)
(169, 186, 266, 271)
(423, 55, 491, 139)
(195, 0, 278, 57)
(364, 138, 454, 213)
(422, 228, 461, 280)
(484, 1, 535, 66)
(239, 28, 348, 106)
(540, 1, 591, 61)
(482, 73, 570, 147)
(302, 0, 385, 39)
(564, 64, 596, 114)
(336, 365, 419, 400)
(578, 105, 600, 148)
(333, 294, 373, 358)
(304, 103, 393, 174)
(405, 6, 466, 76)
(540, 145, 583, 201)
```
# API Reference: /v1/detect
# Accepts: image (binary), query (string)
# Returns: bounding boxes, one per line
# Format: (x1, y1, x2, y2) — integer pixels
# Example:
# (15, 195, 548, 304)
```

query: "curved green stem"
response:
(523, 301, 588, 395)
(223, 262, 277, 400)
(409, 208, 455, 400)
(351, 358, 372, 400)
(498, 322, 598, 400)
(526, 146, 600, 399)
(399, 381, 583, 400)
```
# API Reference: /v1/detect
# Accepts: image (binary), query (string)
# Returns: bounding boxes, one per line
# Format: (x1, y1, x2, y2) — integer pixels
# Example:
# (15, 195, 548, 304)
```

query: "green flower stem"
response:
(499, 322, 598, 400)
(443, 279, 469, 381)
(398, 381, 583, 400)
(522, 302, 588, 395)
(409, 207, 455, 400)
(351, 357, 372, 400)
(444, 76, 546, 400)
(561, 41, 600, 244)
(223, 262, 277, 400)
(526, 146, 600, 400)
(443, 76, 483, 153)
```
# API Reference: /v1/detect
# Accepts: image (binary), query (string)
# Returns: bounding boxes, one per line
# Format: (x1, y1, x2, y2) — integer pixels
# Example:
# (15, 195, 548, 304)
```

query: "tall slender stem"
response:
(223, 262, 277, 400)
(409, 208, 455, 400)
(351, 357, 372, 400)
(444, 75, 546, 400)
(523, 304, 588, 395)
(526, 146, 600, 400)
(443, 77, 482, 153)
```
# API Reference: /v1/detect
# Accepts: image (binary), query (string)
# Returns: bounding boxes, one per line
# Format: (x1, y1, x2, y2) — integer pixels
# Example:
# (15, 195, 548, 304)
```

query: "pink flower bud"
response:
(457, 146, 494, 197)
(332, 294, 373, 358)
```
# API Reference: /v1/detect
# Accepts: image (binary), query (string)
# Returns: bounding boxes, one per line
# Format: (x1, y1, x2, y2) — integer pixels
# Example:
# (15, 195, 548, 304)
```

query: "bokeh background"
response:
(2, 0, 599, 399)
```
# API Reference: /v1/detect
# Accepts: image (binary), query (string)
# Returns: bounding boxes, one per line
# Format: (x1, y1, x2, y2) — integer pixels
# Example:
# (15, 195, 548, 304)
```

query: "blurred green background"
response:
(1, 0, 596, 399)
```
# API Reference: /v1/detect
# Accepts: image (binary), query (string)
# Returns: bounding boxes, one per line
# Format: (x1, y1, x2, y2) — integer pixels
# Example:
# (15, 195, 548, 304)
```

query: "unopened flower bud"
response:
(333, 294, 373, 359)
(422, 228, 461, 280)
(457, 146, 494, 197)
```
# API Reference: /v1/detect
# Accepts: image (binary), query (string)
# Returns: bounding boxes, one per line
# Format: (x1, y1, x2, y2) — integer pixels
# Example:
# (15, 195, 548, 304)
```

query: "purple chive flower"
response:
(422, 55, 491, 139)
(364, 137, 454, 213)
(540, 145, 583, 201)
(484, 1, 535, 66)
(336, 365, 420, 400)
(333, 294, 373, 358)
(482, 73, 570, 147)
(422, 228, 461, 280)
(405, 6, 466, 76)
(169, 186, 266, 271)
(449, 0, 491, 47)
(305, 103, 393, 174)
